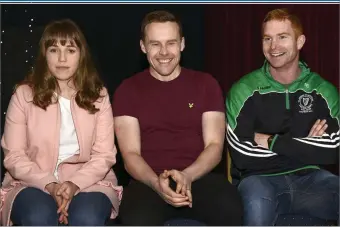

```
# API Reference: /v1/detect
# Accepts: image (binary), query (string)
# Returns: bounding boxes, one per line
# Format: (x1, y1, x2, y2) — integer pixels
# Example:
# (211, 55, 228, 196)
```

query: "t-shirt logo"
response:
(189, 103, 194, 108)
(298, 94, 313, 113)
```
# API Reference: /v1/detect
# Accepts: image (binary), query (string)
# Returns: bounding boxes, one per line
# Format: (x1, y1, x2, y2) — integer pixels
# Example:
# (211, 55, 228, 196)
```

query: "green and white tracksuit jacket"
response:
(226, 61, 339, 182)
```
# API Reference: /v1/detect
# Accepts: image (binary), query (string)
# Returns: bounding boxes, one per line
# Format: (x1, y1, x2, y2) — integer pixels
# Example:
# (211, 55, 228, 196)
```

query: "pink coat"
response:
(0, 85, 123, 225)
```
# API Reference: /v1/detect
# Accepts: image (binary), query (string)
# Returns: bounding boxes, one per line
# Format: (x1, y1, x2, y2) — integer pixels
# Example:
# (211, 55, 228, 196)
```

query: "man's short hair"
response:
(141, 10, 183, 41)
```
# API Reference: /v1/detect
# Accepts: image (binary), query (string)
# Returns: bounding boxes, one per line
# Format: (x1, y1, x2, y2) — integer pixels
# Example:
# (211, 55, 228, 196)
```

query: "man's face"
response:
(140, 21, 185, 79)
(262, 19, 305, 70)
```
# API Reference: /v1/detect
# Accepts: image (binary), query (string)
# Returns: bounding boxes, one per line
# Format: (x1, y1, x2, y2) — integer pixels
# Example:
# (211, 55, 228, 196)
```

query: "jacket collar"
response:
(261, 60, 311, 85)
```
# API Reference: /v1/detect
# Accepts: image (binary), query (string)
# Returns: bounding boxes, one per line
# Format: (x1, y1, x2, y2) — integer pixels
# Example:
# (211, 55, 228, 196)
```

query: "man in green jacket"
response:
(226, 8, 339, 225)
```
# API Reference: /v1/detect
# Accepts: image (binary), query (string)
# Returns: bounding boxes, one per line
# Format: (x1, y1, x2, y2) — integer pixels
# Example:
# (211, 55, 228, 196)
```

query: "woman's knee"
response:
(68, 192, 112, 226)
(11, 187, 58, 225)
(21, 208, 59, 226)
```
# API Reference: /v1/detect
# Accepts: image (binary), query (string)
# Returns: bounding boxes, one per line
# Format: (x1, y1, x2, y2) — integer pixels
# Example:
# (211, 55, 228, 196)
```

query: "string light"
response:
(25, 9, 35, 67)
(1, 6, 35, 82)
(1, 6, 38, 105)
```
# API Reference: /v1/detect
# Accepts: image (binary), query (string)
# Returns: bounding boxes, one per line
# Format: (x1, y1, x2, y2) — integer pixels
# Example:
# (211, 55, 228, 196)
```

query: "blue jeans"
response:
(11, 187, 112, 226)
(238, 169, 339, 226)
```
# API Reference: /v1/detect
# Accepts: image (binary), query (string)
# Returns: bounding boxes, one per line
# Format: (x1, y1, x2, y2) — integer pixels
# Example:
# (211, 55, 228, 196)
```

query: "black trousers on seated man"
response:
(119, 173, 243, 226)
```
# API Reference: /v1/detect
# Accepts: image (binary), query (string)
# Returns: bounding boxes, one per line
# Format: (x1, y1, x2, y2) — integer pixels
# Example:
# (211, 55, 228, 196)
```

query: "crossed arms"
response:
(226, 86, 339, 174)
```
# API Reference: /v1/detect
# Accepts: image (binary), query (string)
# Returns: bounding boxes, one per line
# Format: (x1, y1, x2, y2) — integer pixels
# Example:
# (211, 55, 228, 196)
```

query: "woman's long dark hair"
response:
(17, 19, 104, 114)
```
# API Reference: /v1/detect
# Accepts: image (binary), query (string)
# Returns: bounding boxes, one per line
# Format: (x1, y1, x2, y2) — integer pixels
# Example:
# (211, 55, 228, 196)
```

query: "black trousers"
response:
(119, 173, 243, 226)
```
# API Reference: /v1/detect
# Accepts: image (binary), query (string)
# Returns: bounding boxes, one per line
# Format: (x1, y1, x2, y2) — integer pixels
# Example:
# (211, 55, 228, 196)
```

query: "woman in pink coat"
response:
(0, 19, 122, 226)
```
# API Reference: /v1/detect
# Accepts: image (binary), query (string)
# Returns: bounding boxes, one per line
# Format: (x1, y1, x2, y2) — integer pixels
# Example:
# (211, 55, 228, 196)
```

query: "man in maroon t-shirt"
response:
(113, 10, 243, 225)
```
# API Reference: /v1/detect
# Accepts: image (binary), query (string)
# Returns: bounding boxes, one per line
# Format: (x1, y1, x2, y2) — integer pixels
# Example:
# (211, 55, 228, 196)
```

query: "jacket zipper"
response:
(285, 89, 290, 110)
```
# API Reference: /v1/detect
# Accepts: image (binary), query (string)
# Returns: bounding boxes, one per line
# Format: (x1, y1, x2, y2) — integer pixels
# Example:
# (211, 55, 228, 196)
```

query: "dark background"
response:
(1, 4, 338, 184)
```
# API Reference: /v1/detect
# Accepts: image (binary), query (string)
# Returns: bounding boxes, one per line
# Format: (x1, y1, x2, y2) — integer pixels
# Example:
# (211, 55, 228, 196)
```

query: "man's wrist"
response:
(149, 176, 160, 191)
(182, 169, 194, 182)
(267, 135, 275, 149)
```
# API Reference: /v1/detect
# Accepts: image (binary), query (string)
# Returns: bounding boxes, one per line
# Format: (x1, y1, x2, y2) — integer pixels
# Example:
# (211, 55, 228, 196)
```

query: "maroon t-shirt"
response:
(112, 68, 225, 174)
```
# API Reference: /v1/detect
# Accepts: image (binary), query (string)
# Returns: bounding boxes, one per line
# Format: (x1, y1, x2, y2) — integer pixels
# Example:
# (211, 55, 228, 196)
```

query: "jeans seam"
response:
(272, 198, 280, 225)
(284, 175, 294, 213)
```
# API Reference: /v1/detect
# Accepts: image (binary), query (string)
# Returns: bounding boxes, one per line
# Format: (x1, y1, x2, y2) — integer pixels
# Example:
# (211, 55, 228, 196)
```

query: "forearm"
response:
(183, 143, 222, 182)
(4, 151, 58, 190)
(123, 152, 159, 190)
(66, 149, 116, 191)
(272, 133, 339, 164)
